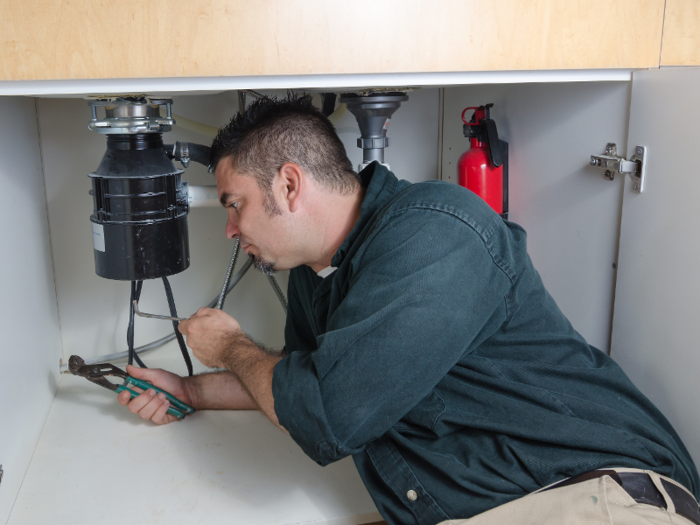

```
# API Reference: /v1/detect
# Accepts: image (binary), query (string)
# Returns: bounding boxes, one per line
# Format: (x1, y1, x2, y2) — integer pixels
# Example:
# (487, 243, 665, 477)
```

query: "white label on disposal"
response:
(383, 118, 391, 130)
(92, 223, 105, 252)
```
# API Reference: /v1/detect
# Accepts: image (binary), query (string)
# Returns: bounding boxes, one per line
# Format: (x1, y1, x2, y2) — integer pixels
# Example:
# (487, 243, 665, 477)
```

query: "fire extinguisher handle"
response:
(482, 119, 504, 168)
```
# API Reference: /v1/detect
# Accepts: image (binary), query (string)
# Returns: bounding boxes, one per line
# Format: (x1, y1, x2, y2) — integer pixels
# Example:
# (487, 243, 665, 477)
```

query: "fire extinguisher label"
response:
(383, 118, 391, 130)
(92, 222, 106, 252)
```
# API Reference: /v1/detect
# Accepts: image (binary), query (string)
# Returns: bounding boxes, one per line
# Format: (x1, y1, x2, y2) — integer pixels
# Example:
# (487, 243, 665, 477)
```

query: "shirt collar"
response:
(331, 162, 398, 267)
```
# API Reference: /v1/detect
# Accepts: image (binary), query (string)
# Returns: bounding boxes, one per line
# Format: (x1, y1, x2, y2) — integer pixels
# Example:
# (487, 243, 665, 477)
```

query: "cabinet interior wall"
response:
(0, 97, 63, 525)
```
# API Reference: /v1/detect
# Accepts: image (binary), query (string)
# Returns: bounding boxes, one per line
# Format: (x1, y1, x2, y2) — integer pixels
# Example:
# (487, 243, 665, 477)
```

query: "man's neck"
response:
(307, 187, 366, 273)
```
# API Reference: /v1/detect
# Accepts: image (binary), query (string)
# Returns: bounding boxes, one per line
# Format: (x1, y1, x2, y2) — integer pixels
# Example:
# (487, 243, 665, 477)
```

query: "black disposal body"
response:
(89, 133, 190, 280)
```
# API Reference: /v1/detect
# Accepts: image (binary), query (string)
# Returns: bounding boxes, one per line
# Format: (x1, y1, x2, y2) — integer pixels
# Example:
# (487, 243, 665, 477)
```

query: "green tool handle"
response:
(125, 376, 195, 414)
(115, 385, 185, 419)
(115, 382, 194, 420)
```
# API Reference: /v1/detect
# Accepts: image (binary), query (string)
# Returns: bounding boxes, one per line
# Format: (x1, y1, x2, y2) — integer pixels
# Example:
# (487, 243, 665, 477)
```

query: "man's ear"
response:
(278, 162, 304, 213)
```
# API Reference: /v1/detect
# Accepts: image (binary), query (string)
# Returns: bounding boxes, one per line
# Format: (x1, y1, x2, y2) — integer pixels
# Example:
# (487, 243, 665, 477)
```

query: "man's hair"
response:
(210, 93, 359, 213)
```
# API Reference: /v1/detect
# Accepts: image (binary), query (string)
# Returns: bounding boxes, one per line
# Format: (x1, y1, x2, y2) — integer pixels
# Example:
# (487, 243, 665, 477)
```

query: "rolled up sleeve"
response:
(273, 207, 513, 465)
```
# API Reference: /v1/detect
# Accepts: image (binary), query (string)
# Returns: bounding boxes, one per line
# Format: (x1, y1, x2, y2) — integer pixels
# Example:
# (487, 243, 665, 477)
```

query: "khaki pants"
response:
(440, 469, 696, 525)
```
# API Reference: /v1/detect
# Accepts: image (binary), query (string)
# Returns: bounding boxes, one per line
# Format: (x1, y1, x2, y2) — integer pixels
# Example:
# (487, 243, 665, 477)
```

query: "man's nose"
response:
(226, 217, 240, 240)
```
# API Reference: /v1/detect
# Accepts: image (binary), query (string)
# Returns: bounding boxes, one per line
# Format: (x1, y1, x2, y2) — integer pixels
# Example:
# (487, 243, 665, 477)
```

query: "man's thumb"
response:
(125, 364, 152, 380)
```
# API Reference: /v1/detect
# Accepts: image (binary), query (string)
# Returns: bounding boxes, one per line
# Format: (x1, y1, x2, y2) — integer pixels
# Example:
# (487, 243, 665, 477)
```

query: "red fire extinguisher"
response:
(457, 103, 509, 219)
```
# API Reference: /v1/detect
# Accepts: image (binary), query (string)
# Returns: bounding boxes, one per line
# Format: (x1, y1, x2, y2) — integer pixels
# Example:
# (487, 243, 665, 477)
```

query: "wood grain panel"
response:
(661, 0, 700, 65)
(0, 0, 665, 81)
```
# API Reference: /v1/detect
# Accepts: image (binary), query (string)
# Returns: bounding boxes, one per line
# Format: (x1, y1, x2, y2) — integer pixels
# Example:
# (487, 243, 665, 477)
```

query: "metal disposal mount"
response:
(88, 97, 190, 280)
(338, 92, 408, 172)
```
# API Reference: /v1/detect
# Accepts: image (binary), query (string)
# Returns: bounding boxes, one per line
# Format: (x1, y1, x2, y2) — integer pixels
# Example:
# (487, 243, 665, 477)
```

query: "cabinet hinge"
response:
(590, 143, 647, 193)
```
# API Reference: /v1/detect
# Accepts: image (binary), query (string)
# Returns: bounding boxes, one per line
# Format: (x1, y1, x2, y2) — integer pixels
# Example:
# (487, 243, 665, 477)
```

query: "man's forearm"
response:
(221, 333, 285, 430)
(185, 370, 257, 411)
(177, 308, 285, 430)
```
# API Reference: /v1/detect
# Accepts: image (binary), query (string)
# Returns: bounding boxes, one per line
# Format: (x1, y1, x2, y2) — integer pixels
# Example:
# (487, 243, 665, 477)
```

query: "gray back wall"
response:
(441, 82, 632, 353)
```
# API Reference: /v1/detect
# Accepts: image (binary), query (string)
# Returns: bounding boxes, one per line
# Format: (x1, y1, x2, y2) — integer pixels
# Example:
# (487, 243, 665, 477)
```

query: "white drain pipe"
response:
(188, 185, 220, 208)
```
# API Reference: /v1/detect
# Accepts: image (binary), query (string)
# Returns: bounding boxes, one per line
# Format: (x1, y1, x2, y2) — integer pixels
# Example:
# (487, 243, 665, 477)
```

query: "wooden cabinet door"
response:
(0, 0, 665, 81)
(661, 0, 700, 66)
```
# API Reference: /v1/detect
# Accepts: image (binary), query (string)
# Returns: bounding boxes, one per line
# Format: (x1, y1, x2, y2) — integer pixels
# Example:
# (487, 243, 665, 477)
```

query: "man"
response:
(119, 94, 700, 525)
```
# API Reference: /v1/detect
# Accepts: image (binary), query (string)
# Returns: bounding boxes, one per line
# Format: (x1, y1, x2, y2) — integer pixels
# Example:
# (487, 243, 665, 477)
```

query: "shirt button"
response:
(407, 490, 418, 501)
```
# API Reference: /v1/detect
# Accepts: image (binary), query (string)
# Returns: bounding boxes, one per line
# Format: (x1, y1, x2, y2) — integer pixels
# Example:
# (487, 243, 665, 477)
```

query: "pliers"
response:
(68, 355, 195, 419)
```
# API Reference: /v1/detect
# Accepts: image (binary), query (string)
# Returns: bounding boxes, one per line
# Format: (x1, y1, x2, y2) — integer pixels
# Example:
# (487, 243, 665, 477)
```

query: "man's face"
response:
(215, 161, 291, 274)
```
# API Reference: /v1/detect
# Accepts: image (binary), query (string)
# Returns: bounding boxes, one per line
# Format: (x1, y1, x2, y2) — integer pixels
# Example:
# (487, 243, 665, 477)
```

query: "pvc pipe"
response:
(173, 112, 219, 137)
(188, 185, 220, 207)
(328, 103, 347, 125)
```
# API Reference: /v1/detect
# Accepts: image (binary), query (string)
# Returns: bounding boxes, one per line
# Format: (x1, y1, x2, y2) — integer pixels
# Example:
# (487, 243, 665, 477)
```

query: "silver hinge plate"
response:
(590, 143, 647, 193)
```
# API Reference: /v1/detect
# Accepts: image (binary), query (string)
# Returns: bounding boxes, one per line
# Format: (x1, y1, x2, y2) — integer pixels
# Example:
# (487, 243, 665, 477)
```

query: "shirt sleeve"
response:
(273, 207, 513, 465)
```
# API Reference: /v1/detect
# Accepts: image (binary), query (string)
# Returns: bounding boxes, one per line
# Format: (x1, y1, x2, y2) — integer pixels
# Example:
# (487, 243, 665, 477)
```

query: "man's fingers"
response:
(125, 364, 159, 383)
(137, 393, 166, 422)
(126, 388, 157, 415)
(152, 399, 173, 425)
(132, 390, 169, 421)
(180, 307, 232, 337)
(125, 364, 143, 377)
(179, 308, 213, 335)
(188, 308, 207, 321)
(116, 367, 187, 424)
(117, 389, 132, 406)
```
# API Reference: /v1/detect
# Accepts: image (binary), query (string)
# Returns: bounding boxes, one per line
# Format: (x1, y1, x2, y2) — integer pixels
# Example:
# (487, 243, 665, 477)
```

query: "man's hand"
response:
(117, 309, 265, 425)
(178, 308, 242, 369)
(178, 307, 286, 431)
(117, 365, 194, 425)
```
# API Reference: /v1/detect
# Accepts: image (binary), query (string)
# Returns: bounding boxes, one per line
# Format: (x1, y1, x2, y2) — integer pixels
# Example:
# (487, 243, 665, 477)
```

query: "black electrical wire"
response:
(128, 280, 147, 368)
(133, 281, 146, 368)
(127, 282, 135, 366)
(66, 257, 268, 374)
(267, 274, 288, 313)
(162, 276, 194, 377)
(321, 93, 337, 117)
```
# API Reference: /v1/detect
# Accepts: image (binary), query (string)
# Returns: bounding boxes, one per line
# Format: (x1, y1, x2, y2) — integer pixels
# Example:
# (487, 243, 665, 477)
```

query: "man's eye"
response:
(229, 202, 238, 210)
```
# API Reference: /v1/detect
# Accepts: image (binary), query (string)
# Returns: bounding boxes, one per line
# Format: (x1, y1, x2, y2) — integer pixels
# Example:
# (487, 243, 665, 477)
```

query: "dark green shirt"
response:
(272, 163, 698, 525)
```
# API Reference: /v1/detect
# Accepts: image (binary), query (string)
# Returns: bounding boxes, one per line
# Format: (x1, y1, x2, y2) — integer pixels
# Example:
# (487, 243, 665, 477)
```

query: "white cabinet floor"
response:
(7, 359, 380, 525)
